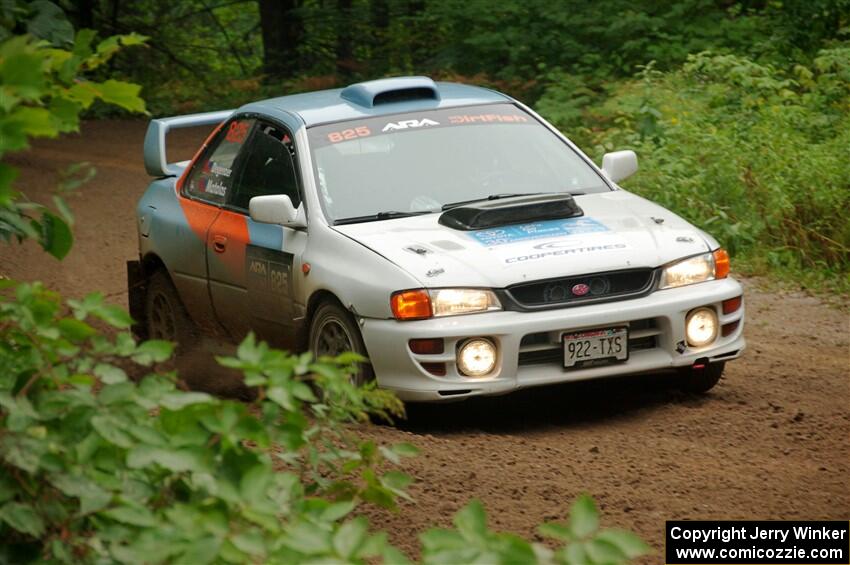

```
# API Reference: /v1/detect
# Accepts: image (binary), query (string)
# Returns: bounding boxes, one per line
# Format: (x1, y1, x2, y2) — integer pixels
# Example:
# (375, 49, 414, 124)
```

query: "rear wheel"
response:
(309, 301, 372, 386)
(678, 361, 725, 393)
(144, 270, 198, 352)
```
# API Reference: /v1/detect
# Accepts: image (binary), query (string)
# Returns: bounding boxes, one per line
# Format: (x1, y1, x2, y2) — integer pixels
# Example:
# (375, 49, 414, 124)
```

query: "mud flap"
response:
(127, 260, 147, 340)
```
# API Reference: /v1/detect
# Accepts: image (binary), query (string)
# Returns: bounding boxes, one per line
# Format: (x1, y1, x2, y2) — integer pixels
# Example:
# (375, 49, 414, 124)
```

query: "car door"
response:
(206, 119, 307, 348)
(172, 117, 254, 333)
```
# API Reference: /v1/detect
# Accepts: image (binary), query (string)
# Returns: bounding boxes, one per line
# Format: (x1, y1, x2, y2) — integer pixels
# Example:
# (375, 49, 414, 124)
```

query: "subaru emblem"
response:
(571, 283, 590, 296)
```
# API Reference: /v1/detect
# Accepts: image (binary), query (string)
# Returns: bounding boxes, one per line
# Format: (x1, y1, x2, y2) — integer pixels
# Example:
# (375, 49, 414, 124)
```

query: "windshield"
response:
(307, 104, 610, 224)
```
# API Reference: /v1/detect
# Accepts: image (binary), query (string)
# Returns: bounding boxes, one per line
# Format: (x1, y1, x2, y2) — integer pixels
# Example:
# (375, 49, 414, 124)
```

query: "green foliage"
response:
(0, 0, 74, 45)
(0, 13, 146, 259)
(75, 1, 825, 115)
(72, 1, 265, 116)
(0, 280, 646, 564)
(539, 47, 850, 291)
(771, 0, 850, 50)
(419, 0, 770, 86)
(0, 280, 420, 563)
(421, 495, 650, 564)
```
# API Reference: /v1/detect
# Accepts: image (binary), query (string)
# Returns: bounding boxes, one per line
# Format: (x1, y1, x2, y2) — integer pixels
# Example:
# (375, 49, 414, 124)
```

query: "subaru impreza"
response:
(130, 76, 745, 401)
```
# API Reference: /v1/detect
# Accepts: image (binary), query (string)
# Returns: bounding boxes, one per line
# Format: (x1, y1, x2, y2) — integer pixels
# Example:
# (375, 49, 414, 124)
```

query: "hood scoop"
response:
(438, 194, 583, 231)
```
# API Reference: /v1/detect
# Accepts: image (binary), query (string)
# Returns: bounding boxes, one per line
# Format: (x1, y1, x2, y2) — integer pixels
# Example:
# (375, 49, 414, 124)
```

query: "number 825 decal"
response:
(327, 126, 371, 143)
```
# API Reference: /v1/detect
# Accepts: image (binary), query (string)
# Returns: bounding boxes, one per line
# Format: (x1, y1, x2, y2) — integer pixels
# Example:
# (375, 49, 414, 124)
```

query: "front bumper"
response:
(360, 277, 746, 402)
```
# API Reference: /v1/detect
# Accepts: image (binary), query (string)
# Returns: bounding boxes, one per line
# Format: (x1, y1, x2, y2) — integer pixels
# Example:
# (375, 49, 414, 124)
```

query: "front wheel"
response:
(309, 301, 372, 386)
(678, 361, 725, 393)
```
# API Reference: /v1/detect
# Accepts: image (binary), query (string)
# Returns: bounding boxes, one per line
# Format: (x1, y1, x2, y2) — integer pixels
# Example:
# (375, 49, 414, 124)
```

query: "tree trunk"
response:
(336, 0, 354, 78)
(369, 0, 389, 73)
(110, 0, 121, 33)
(73, 0, 95, 30)
(258, 0, 303, 79)
(407, 0, 426, 69)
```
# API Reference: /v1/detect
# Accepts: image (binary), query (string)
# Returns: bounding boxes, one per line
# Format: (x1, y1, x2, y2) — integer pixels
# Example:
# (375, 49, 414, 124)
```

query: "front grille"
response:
(517, 317, 660, 367)
(517, 348, 562, 366)
(507, 268, 655, 309)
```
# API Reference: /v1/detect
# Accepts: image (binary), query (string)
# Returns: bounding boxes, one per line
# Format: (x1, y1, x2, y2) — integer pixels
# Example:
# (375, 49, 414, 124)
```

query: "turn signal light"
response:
(713, 248, 730, 279)
(391, 290, 432, 320)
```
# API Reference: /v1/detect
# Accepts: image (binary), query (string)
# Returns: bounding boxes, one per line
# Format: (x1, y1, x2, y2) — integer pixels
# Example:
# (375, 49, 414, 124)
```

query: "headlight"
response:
(391, 288, 501, 320)
(660, 249, 729, 290)
(430, 289, 500, 317)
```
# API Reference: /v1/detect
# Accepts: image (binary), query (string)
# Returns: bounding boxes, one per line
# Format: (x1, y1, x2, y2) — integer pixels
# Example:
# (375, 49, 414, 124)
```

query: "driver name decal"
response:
(470, 217, 609, 247)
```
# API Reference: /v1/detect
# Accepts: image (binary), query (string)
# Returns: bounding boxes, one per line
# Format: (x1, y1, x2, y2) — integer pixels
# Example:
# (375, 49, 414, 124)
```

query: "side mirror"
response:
(249, 194, 306, 228)
(601, 150, 638, 183)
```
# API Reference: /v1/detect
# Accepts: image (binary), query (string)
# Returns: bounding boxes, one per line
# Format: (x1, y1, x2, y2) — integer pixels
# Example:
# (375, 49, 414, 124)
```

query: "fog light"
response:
(685, 307, 718, 347)
(457, 338, 497, 377)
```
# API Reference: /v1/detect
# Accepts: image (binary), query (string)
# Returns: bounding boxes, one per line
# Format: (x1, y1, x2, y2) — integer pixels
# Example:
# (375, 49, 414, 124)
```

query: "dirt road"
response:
(2, 121, 848, 558)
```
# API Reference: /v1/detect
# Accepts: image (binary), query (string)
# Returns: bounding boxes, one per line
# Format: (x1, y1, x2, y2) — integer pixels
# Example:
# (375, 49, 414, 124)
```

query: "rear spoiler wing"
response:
(143, 109, 233, 177)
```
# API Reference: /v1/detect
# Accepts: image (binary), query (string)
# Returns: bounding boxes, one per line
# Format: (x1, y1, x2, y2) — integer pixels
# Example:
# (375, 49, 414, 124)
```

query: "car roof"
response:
(237, 76, 513, 127)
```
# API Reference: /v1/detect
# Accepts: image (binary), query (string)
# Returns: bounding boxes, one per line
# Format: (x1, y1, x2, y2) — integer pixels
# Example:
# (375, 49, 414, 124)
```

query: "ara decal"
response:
(381, 118, 439, 132)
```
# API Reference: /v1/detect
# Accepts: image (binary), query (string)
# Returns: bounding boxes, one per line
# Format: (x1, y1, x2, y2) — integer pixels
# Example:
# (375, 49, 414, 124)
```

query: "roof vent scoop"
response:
(439, 194, 583, 231)
(340, 76, 440, 108)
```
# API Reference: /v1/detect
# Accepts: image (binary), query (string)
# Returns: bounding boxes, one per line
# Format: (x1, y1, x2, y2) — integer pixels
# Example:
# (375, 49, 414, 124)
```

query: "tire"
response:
(144, 269, 198, 354)
(309, 301, 373, 386)
(678, 361, 725, 393)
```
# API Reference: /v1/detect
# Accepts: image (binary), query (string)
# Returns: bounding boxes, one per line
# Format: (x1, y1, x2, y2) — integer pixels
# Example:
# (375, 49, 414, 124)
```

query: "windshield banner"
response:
(308, 103, 536, 149)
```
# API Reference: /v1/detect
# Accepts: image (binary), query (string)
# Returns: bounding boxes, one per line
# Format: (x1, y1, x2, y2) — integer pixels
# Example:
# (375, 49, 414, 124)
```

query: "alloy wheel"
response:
(148, 292, 177, 341)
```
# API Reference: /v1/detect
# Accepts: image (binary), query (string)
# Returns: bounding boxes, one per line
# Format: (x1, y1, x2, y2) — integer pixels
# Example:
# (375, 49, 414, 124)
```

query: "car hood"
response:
(332, 191, 712, 288)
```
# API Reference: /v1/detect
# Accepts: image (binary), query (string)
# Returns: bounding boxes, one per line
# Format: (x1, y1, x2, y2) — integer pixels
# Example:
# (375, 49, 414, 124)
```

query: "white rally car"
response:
(130, 76, 745, 402)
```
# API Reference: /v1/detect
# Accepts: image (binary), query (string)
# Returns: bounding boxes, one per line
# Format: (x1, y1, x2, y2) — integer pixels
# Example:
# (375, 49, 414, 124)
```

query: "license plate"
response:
(563, 327, 629, 369)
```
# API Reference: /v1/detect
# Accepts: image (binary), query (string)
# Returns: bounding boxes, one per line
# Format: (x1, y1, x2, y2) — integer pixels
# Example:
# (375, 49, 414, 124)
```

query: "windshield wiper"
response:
(334, 210, 433, 225)
(441, 191, 584, 211)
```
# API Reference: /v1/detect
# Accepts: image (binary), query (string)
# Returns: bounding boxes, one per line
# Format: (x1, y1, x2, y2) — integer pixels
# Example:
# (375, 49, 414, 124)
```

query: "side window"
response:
(184, 118, 255, 204)
(228, 122, 300, 212)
